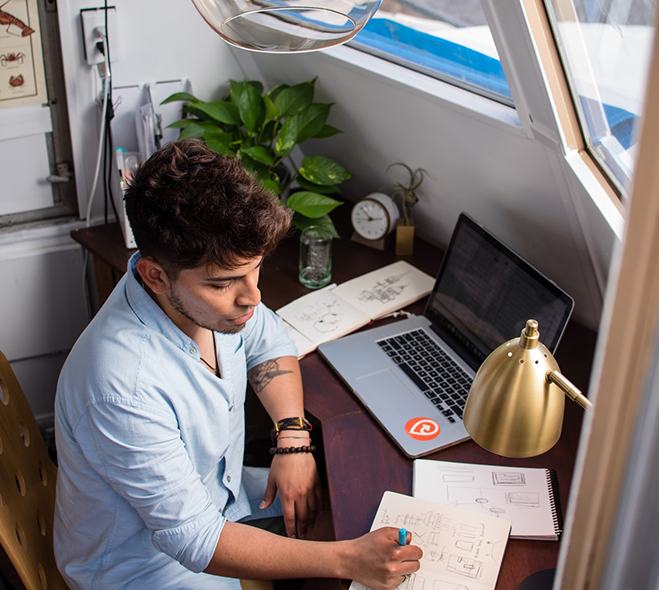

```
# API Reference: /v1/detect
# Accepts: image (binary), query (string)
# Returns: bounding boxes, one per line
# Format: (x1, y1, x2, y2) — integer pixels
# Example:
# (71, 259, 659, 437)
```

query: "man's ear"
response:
(135, 257, 171, 294)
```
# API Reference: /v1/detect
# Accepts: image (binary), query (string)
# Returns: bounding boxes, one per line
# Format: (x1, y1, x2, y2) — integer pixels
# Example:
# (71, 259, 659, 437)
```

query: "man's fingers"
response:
(281, 498, 297, 538)
(295, 499, 309, 539)
(259, 477, 277, 510)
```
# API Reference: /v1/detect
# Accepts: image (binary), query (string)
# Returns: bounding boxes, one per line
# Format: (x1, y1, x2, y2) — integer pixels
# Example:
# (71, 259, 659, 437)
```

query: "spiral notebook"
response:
(412, 460, 563, 541)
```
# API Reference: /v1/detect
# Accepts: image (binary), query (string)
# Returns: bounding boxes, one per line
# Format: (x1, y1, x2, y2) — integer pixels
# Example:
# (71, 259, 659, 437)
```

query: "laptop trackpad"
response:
(356, 369, 419, 412)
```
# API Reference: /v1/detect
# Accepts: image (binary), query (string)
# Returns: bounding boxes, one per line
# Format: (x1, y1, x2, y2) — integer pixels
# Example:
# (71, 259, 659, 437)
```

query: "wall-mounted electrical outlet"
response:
(80, 7, 119, 66)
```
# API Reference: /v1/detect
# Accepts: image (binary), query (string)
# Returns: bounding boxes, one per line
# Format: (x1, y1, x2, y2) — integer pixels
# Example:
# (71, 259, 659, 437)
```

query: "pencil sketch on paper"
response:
(492, 471, 526, 486)
(356, 270, 415, 305)
(291, 294, 363, 335)
(348, 492, 509, 590)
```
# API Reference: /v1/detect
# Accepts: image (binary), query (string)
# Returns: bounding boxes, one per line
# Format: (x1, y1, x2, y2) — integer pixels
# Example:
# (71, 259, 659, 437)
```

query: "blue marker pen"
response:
(398, 528, 408, 546)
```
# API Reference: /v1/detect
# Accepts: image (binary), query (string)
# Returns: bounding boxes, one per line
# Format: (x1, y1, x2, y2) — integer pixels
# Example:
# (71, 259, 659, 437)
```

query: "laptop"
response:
(317, 213, 574, 458)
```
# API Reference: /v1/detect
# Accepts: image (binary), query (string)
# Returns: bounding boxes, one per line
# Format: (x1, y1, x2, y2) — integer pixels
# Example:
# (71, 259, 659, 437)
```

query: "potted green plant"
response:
(380, 162, 431, 255)
(162, 78, 350, 237)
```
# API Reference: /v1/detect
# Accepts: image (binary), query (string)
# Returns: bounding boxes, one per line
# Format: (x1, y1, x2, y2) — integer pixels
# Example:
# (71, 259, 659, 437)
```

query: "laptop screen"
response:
(425, 214, 574, 371)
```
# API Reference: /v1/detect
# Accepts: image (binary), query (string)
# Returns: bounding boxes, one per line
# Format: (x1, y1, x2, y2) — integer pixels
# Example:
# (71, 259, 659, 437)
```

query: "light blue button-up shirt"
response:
(54, 253, 298, 590)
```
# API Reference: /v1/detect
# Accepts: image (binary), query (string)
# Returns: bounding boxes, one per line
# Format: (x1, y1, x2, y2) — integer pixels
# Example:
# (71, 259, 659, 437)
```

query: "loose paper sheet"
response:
(349, 491, 510, 590)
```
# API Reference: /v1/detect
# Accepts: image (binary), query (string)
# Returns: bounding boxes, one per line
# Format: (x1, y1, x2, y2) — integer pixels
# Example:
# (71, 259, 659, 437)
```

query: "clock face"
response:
(351, 197, 395, 240)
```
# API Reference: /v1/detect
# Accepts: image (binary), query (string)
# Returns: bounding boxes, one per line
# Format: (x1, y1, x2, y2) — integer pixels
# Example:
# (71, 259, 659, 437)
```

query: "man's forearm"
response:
(204, 521, 347, 580)
(248, 356, 305, 423)
(204, 521, 422, 590)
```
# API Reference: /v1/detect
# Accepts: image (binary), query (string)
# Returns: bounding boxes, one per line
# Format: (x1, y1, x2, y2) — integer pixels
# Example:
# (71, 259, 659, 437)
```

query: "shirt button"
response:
(227, 475, 232, 483)
(190, 347, 196, 354)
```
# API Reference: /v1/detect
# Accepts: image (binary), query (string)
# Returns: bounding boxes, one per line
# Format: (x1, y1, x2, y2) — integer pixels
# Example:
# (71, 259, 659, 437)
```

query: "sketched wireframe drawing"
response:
(356, 270, 414, 305)
(413, 460, 562, 540)
(348, 492, 510, 590)
(492, 471, 526, 486)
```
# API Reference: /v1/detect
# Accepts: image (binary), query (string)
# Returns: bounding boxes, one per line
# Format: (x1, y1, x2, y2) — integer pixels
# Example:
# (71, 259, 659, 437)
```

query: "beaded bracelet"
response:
(270, 445, 316, 455)
(270, 417, 312, 445)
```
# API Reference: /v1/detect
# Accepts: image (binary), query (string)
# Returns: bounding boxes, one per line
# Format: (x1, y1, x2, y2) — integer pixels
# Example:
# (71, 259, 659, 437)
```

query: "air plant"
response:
(380, 163, 431, 226)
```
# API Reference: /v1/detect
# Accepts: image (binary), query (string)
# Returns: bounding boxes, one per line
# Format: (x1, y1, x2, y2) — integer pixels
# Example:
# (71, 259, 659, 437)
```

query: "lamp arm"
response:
(547, 371, 592, 411)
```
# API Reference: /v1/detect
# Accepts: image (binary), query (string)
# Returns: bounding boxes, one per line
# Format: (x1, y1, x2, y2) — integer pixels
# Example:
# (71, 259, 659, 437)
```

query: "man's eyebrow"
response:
(204, 259, 264, 282)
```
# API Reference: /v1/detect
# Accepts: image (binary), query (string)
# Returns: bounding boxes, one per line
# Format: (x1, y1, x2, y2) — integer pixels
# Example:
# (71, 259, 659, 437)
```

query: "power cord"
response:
(82, 29, 111, 321)
(84, 31, 110, 227)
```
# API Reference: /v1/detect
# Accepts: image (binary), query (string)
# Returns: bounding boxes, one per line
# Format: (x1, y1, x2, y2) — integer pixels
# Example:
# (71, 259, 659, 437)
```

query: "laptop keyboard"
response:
(376, 329, 472, 423)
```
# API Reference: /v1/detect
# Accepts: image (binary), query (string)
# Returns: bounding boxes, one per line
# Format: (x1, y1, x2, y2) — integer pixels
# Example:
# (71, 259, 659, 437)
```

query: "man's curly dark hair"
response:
(124, 139, 292, 275)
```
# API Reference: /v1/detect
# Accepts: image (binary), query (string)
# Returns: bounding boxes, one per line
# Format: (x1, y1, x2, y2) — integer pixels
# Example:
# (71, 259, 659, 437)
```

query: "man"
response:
(54, 139, 422, 590)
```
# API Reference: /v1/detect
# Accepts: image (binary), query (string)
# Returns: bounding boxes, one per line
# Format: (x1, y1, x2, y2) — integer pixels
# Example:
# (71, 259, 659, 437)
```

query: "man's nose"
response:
(236, 274, 261, 307)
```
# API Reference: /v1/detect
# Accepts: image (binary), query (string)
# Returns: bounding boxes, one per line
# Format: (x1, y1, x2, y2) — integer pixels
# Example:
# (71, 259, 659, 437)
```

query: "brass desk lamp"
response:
(464, 319, 592, 458)
(464, 319, 592, 588)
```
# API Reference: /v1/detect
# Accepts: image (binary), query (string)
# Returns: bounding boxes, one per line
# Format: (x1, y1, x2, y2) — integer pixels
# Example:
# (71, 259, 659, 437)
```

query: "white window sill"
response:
(320, 44, 522, 134)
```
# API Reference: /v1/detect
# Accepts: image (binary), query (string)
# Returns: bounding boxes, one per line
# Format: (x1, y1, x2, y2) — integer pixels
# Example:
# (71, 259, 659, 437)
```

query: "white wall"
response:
(234, 46, 622, 330)
(56, 0, 247, 224)
(0, 0, 245, 424)
(0, 221, 87, 423)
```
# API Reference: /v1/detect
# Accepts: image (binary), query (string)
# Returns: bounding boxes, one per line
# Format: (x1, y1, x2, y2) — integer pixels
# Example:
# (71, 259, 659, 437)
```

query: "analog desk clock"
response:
(350, 192, 399, 250)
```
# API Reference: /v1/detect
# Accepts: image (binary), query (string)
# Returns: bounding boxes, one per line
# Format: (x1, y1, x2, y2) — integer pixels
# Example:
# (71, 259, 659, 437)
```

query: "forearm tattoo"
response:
(248, 359, 293, 393)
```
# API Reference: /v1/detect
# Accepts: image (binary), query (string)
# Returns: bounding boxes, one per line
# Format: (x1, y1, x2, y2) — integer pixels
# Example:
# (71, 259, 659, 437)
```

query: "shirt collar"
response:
(125, 251, 202, 359)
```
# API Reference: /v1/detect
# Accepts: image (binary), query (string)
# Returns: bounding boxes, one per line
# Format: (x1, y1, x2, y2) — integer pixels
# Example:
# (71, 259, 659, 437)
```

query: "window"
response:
(349, 0, 513, 106)
(544, 0, 656, 194)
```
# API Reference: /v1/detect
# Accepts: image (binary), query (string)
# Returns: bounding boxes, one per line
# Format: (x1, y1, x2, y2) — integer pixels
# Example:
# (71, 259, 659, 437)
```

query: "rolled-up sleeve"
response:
(79, 398, 226, 572)
(243, 304, 298, 370)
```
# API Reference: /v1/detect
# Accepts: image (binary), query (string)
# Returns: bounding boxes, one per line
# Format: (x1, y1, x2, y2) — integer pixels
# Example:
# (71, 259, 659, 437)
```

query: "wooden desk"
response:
(71, 219, 596, 590)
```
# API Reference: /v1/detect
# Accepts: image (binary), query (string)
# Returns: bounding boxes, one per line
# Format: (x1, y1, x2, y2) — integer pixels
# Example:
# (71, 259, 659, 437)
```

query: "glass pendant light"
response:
(191, 0, 382, 53)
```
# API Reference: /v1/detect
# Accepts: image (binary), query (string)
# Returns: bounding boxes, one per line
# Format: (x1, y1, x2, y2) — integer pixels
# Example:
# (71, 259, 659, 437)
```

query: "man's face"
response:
(165, 256, 263, 334)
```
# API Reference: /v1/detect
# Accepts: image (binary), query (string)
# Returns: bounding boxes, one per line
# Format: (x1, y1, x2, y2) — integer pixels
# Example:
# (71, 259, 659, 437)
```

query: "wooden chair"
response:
(0, 351, 68, 589)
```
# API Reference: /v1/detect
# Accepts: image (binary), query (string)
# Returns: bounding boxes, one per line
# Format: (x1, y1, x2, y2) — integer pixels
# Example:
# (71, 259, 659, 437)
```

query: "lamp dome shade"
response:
(463, 334, 566, 458)
(191, 0, 382, 53)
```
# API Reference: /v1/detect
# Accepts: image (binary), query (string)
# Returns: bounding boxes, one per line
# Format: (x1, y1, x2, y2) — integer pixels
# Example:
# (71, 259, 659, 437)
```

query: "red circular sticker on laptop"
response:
(405, 417, 441, 441)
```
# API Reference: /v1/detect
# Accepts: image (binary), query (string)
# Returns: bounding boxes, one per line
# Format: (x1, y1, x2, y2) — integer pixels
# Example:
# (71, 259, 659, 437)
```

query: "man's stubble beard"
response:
(167, 285, 246, 335)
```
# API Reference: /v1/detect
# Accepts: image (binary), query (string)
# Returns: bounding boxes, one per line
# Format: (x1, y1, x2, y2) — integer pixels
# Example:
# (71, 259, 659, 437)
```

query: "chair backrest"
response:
(0, 351, 68, 590)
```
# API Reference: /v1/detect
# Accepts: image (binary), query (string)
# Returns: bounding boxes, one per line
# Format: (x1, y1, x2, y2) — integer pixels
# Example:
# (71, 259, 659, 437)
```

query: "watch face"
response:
(351, 198, 390, 240)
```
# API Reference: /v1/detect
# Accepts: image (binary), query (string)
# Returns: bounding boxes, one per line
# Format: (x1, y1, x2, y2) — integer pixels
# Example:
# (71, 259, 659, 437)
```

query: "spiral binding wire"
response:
(546, 468, 564, 538)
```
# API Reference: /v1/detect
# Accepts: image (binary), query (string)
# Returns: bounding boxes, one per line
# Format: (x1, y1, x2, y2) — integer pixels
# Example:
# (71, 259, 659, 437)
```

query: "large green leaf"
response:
(261, 120, 278, 144)
(204, 129, 235, 155)
(267, 83, 289, 103)
(298, 156, 352, 186)
(274, 79, 315, 117)
(292, 212, 339, 238)
(260, 177, 281, 196)
(167, 118, 196, 129)
(240, 145, 274, 166)
(294, 103, 331, 143)
(264, 94, 279, 125)
(177, 122, 206, 140)
(296, 176, 340, 194)
(237, 82, 266, 136)
(160, 91, 201, 105)
(275, 117, 298, 157)
(168, 119, 222, 132)
(286, 191, 342, 218)
(191, 101, 241, 125)
(314, 124, 342, 139)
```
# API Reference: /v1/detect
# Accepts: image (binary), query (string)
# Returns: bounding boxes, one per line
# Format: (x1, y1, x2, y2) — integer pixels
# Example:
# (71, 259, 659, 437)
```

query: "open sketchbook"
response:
(349, 491, 511, 590)
(277, 260, 435, 357)
(413, 460, 563, 541)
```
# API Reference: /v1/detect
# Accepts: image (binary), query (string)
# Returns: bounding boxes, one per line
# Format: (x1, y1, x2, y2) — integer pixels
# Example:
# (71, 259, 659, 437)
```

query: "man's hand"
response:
(348, 528, 423, 590)
(260, 450, 323, 538)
